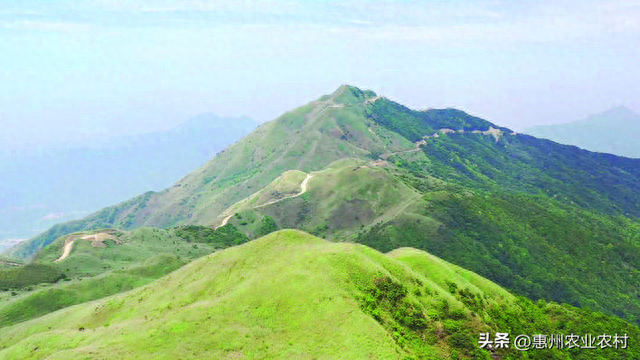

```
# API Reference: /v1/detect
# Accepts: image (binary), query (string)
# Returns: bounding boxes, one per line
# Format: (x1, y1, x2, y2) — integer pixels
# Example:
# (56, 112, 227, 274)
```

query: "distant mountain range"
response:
(2, 85, 640, 358)
(9, 85, 640, 327)
(0, 113, 258, 247)
(525, 106, 640, 158)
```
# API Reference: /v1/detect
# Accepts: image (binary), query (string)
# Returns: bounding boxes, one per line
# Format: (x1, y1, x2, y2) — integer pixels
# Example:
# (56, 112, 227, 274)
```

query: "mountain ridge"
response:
(0, 113, 257, 243)
(525, 106, 640, 158)
(6, 85, 640, 326)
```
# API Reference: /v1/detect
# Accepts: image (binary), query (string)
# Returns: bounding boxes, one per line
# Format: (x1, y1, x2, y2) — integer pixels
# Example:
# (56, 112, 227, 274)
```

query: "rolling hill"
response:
(0, 230, 637, 359)
(525, 106, 640, 158)
(6, 85, 640, 326)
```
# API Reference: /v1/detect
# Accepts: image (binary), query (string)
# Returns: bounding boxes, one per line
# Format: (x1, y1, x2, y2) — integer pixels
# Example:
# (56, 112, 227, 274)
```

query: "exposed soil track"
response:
(215, 173, 313, 230)
(54, 232, 120, 263)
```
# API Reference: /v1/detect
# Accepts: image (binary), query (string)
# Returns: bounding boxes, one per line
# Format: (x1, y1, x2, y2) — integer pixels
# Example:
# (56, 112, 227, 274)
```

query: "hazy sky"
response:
(1, 0, 639, 148)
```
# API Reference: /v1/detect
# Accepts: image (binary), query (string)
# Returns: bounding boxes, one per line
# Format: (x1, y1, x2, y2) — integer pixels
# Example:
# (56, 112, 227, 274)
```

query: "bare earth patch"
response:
(54, 231, 121, 263)
(216, 173, 313, 229)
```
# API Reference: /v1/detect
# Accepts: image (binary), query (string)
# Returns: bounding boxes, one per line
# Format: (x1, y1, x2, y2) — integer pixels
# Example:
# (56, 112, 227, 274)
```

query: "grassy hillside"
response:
(212, 157, 640, 325)
(7, 84, 640, 328)
(224, 158, 422, 239)
(0, 226, 248, 327)
(35, 228, 219, 278)
(368, 96, 640, 217)
(0, 230, 637, 359)
(0, 255, 185, 328)
(5, 85, 415, 259)
(12, 85, 640, 261)
(0, 264, 65, 291)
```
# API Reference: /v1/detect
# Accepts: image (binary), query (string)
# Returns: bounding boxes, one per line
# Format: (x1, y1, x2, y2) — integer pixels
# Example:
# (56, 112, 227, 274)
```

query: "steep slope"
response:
(356, 190, 640, 324)
(8, 85, 640, 326)
(14, 85, 640, 258)
(0, 230, 637, 359)
(526, 106, 640, 158)
(367, 99, 640, 217)
(216, 156, 640, 324)
(6, 85, 414, 258)
(0, 113, 257, 242)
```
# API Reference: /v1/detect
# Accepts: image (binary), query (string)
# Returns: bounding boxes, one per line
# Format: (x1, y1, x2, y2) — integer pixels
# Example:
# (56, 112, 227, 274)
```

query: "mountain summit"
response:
(7, 85, 640, 325)
(9, 85, 511, 239)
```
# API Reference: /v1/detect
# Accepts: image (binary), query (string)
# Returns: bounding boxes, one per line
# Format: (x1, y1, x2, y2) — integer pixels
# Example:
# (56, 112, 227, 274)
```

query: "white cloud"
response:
(5, 0, 637, 42)
(331, 0, 640, 44)
(41, 212, 65, 221)
(2, 20, 90, 32)
(91, 0, 303, 15)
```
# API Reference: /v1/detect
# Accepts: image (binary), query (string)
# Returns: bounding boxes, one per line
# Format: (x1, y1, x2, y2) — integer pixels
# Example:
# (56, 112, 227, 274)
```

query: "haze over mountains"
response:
(8, 85, 640, 322)
(526, 106, 640, 158)
(2, 85, 640, 359)
(0, 114, 257, 249)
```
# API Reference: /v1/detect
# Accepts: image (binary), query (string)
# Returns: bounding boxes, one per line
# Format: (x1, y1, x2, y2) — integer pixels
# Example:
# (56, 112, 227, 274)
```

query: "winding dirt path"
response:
(215, 173, 313, 230)
(54, 232, 119, 263)
(254, 173, 312, 209)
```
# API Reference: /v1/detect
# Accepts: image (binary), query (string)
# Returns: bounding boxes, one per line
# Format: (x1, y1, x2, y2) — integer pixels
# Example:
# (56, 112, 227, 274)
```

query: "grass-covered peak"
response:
(249, 229, 325, 247)
(330, 84, 378, 105)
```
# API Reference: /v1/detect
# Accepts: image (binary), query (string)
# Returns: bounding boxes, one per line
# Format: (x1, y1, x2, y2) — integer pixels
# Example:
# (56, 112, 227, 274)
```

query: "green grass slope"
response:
(0, 226, 248, 327)
(0, 230, 637, 360)
(0, 254, 185, 328)
(223, 158, 423, 239)
(7, 84, 640, 330)
(368, 96, 640, 218)
(12, 85, 640, 262)
(34, 228, 218, 278)
(216, 156, 640, 325)
(5, 85, 417, 260)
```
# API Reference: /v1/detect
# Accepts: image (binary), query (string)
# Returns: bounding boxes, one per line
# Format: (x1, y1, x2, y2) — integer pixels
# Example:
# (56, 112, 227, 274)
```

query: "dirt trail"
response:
(217, 213, 235, 229)
(384, 141, 425, 158)
(54, 241, 75, 263)
(364, 95, 382, 104)
(215, 173, 313, 230)
(54, 232, 119, 263)
(383, 126, 512, 159)
(255, 173, 313, 209)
